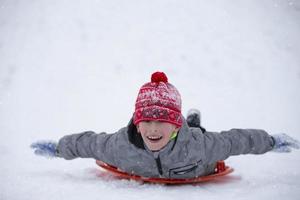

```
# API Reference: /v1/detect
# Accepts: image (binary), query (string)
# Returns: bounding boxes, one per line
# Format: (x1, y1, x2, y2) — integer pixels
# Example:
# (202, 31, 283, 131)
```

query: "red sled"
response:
(96, 160, 234, 185)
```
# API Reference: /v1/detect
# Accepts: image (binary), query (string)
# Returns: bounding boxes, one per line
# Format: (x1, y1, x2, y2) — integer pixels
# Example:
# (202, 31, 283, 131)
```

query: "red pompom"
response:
(151, 71, 168, 83)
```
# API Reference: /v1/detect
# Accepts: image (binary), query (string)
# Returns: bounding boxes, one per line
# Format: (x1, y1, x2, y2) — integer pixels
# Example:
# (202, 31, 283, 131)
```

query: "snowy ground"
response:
(1, 0, 300, 200)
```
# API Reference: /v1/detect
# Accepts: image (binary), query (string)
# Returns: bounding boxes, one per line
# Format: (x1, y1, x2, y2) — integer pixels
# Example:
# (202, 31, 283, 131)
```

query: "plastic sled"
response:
(96, 160, 234, 185)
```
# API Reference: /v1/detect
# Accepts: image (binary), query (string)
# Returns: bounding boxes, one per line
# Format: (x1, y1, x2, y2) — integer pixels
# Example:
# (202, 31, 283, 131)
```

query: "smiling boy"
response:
(31, 71, 300, 179)
(137, 121, 179, 151)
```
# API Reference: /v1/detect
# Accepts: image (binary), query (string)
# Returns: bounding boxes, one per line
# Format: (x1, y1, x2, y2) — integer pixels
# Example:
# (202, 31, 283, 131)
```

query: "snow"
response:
(1, 0, 300, 199)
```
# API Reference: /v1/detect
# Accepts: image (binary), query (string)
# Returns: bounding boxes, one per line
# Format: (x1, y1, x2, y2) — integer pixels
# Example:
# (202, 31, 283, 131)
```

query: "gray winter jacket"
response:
(57, 118, 274, 179)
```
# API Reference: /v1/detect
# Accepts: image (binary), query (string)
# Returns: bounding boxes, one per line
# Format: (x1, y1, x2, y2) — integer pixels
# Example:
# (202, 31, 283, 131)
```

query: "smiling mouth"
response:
(146, 135, 163, 142)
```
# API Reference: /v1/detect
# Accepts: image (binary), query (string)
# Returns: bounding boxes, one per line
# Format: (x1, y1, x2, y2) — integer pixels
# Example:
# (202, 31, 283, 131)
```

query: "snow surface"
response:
(1, 0, 300, 199)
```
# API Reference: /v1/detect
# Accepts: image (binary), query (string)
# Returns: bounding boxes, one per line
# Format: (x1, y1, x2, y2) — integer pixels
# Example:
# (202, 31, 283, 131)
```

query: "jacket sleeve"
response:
(56, 129, 124, 165)
(203, 129, 274, 164)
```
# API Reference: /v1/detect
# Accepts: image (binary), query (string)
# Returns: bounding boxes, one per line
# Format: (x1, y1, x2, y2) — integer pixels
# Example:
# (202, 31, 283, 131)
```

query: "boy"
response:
(31, 72, 300, 179)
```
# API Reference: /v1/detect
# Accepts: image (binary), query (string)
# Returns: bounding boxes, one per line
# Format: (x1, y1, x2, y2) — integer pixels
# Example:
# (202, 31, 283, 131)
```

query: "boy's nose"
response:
(149, 122, 159, 133)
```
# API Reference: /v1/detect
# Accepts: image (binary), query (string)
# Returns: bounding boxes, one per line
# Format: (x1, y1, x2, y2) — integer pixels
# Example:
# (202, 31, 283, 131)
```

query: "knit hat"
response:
(133, 71, 183, 127)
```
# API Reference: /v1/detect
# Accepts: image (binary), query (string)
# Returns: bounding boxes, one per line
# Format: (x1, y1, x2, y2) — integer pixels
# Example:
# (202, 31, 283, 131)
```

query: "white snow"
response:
(1, 0, 300, 200)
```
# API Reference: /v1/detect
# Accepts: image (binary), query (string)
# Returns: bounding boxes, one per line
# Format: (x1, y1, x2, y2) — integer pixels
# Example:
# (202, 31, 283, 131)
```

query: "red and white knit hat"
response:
(133, 71, 183, 127)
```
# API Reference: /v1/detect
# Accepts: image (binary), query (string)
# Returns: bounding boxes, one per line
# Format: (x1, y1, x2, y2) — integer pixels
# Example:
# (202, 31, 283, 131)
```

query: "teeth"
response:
(147, 136, 162, 140)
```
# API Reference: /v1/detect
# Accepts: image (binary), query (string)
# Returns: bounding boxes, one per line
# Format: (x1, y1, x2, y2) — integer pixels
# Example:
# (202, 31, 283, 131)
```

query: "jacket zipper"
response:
(154, 152, 163, 176)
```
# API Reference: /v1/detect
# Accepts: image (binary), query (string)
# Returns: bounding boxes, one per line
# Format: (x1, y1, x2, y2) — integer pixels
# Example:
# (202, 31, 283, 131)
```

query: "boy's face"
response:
(137, 121, 179, 151)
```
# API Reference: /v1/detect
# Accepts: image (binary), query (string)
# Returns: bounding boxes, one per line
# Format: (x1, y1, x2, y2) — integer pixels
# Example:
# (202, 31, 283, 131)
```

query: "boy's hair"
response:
(133, 72, 183, 127)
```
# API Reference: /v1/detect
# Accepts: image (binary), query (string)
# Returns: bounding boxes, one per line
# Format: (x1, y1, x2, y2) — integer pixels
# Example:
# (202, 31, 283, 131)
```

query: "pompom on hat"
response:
(133, 71, 183, 127)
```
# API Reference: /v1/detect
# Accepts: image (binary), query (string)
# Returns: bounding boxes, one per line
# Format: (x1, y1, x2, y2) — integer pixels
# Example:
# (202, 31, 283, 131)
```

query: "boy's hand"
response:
(30, 141, 59, 158)
(272, 133, 300, 153)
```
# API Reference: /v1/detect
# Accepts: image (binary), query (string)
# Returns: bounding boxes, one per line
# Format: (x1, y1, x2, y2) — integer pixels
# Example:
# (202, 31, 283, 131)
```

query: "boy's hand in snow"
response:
(30, 141, 59, 158)
(272, 133, 300, 153)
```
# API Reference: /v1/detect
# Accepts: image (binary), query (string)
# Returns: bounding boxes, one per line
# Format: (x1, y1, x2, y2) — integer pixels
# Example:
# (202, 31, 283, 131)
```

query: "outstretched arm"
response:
(31, 129, 123, 165)
(56, 131, 114, 160)
(203, 129, 299, 164)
